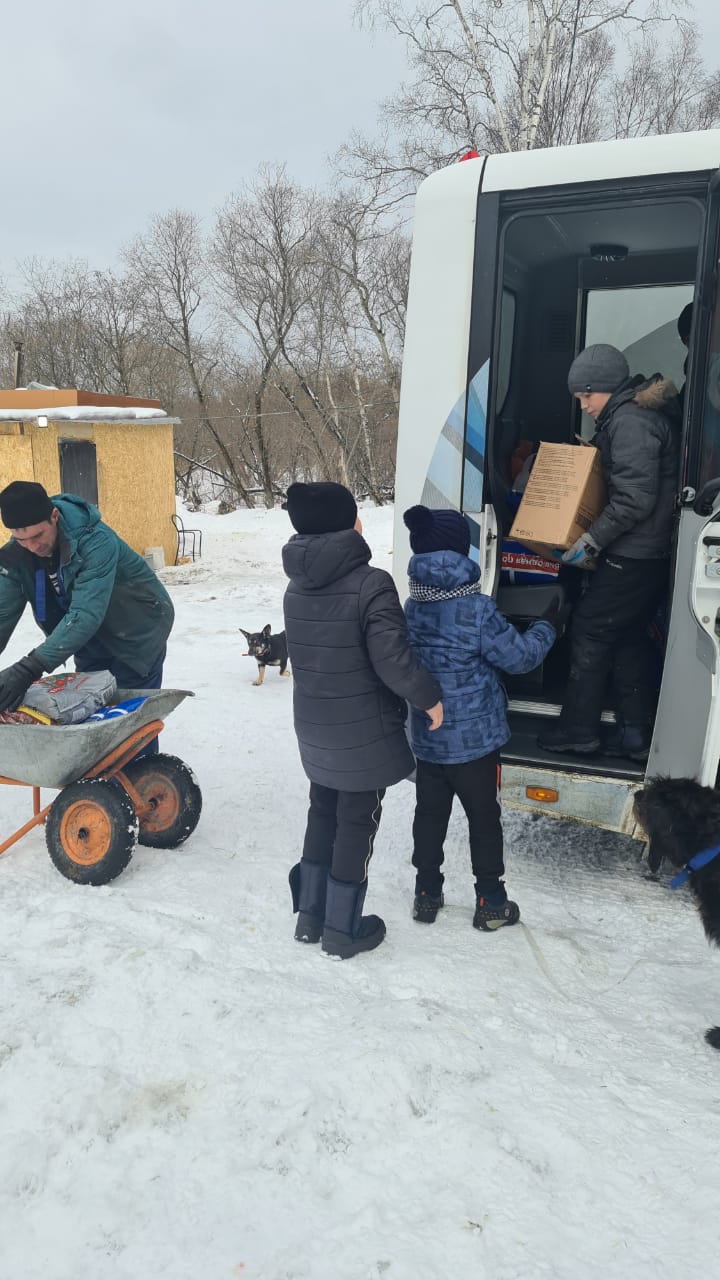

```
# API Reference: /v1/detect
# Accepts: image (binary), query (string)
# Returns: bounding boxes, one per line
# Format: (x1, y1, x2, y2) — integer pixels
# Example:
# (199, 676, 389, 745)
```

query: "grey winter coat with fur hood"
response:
(283, 528, 441, 791)
(588, 375, 680, 558)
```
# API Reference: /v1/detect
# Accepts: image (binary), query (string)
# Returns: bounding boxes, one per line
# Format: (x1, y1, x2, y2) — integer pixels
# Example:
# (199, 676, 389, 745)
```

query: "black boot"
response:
(289, 860, 328, 944)
(473, 885, 520, 932)
(601, 724, 652, 761)
(413, 890, 445, 923)
(537, 723, 600, 754)
(321, 875, 386, 959)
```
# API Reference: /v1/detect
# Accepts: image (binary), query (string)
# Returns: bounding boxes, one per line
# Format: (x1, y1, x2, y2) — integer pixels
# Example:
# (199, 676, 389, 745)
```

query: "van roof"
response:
(419, 129, 720, 203)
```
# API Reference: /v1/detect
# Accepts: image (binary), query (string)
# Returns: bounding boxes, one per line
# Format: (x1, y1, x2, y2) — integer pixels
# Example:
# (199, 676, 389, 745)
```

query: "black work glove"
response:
(0, 652, 44, 713)
(540, 598, 571, 638)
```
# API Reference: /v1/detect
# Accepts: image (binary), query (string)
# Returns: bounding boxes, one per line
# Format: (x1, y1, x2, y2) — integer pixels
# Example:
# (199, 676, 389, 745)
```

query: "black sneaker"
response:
(413, 891, 444, 923)
(473, 895, 520, 932)
(538, 725, 600, 754)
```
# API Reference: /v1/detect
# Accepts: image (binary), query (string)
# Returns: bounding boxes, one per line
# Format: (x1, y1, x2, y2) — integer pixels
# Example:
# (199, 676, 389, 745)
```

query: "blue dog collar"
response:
(670, 840, 720, 889)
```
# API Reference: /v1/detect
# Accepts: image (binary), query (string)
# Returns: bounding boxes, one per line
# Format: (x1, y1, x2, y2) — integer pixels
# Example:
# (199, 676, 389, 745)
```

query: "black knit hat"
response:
(284, 481, 358, 535)
(0, 480, 54, 530)
(567, 344, 629, 395)
(403, 505, 471, 557)
(677, 302, 693, 342)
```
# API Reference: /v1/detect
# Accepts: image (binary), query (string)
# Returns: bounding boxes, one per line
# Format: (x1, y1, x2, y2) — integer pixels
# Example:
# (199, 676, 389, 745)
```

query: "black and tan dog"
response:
(240, 624, 290, 686)
(634, 776, 720, 1049)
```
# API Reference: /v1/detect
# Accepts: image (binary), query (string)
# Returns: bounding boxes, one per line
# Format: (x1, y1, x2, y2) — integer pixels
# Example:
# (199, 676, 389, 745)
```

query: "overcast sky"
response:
(1, 0, 719, 280)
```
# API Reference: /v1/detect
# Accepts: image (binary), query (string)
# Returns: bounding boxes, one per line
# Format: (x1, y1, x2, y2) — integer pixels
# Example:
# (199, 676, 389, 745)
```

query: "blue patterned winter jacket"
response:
(404, 551, 555, 764)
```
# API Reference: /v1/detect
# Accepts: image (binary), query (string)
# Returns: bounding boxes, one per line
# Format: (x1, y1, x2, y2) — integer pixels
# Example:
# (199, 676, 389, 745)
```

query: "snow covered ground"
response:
(1, 503, 719, 1280)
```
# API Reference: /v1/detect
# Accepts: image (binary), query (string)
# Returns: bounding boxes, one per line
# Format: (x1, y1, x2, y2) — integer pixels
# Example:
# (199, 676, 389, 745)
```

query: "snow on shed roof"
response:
(0, 405, 178, 423)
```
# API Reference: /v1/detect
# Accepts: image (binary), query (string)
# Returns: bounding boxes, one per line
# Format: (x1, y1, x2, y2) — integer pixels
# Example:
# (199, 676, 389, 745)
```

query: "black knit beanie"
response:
(403, 505, 471, 557)
(284, 482, 358, 535)
(0, 481, 54, 530)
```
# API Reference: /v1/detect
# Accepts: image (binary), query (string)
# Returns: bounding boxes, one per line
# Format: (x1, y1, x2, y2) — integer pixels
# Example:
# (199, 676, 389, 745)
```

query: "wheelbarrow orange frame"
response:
(0, 718, 165, 856)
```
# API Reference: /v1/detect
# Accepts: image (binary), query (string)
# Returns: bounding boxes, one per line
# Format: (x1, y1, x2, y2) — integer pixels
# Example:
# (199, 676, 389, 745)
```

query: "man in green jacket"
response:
(0, 481, 174, 719)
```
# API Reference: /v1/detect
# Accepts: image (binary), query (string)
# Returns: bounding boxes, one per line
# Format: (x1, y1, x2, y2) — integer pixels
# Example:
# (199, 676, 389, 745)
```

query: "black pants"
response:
(560, 554, 668, 731)
(412, 752, 504, 897)
(301, 783, 385, 884)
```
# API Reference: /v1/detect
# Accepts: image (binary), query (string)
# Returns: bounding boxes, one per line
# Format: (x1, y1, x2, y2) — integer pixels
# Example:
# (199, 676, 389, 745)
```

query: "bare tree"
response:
(84, 269, 149, 395)
(324, 188, 409, 408)
(125, 210, 255, 507)
(346, 0, 717, 196)
(612, 24, 720, 138)
(11, 258, 95, 388)
(212, 167, 360, 490)
(211, 170, 318, 503)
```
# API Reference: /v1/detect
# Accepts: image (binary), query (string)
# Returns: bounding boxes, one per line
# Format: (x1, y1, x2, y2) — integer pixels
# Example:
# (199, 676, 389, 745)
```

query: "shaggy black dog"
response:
(634, 776, 720, 1050)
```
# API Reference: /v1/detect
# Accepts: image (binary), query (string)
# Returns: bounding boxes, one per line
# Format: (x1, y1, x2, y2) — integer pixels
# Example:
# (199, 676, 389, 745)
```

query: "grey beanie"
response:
(567, 344, 629, 395)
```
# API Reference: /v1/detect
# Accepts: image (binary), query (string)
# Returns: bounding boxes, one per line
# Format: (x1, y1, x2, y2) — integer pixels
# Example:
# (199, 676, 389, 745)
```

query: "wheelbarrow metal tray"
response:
(0, 689, 194, 788)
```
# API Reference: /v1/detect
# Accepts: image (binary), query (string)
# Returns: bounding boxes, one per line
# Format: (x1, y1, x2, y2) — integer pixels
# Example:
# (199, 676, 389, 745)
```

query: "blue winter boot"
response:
(321, 875, 386, 959)
(289, 860, 328, 944)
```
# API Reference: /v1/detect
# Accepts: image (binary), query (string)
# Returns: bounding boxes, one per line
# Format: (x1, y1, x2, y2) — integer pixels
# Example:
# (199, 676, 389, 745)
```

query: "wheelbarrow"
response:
(0, 689, 202, 885)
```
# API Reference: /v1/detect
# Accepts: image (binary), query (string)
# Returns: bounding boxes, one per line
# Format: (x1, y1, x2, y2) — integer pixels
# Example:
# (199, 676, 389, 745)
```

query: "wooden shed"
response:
(0, 390, 178, 567)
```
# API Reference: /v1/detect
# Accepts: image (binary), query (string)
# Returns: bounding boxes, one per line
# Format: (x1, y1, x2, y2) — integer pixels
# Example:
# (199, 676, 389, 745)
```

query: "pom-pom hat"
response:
(403, 505, 471, 557)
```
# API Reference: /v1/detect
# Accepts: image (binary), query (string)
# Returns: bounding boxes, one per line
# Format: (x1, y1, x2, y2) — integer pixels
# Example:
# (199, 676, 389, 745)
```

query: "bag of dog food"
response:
(22, 670, 118, 725)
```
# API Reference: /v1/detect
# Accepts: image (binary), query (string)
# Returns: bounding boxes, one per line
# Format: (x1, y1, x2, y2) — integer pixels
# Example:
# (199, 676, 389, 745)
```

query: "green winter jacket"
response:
(0, 494, 174, 677)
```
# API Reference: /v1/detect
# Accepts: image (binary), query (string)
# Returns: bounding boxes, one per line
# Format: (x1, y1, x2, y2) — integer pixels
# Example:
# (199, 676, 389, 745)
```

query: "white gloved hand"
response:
(560, 534, 602, 568)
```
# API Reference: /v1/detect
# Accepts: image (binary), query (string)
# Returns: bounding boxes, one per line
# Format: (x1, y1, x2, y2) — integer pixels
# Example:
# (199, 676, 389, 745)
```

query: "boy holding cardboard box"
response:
(535, 344, 680, 761)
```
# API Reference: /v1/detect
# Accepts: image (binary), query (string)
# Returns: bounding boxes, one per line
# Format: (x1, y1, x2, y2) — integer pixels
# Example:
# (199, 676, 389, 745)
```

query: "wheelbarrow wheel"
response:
(46, 778, 139, 885)
(121, 753, 202, 848)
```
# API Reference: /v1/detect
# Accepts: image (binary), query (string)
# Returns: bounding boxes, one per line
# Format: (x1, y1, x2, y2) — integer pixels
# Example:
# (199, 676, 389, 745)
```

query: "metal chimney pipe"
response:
(13, 340, 24, 389)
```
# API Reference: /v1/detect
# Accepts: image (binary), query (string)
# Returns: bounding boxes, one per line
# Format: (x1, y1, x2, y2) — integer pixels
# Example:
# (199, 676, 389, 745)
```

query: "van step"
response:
(507, 699, 617, 724)
(504, 711, 644, 780)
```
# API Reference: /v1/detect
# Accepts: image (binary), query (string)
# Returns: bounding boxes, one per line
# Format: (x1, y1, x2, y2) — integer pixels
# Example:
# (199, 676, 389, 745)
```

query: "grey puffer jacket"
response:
(283, 529, 441, 792)
(589, 375, 680, 558)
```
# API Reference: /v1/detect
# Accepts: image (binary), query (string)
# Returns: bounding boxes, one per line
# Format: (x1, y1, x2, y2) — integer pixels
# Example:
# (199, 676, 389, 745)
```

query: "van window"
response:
(581, 284, 693, 438)
(698, 315, 720, 490)
(585, 284, 693, 386)
(495, 289, 516, 414)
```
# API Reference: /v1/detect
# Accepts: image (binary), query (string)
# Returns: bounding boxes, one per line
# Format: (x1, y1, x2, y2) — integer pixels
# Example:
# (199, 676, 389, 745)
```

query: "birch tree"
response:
(347, 0, 718, 194)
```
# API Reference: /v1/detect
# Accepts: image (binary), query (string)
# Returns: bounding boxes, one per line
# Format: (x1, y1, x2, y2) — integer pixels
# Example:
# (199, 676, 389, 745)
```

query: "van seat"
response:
(496, 582, 567, 621)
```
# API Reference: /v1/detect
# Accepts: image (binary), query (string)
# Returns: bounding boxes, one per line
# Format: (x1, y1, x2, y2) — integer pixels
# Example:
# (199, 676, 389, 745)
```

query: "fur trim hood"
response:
(632, 376, 680, 411)
(596, 374, 682, 432)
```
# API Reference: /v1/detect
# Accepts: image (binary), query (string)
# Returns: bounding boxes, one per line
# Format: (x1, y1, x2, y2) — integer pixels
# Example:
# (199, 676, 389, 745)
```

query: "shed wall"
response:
(0, 420, 176, 565)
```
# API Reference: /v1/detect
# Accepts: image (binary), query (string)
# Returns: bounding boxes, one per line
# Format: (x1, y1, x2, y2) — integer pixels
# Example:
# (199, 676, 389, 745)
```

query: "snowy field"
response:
(1, 503, 719, 1280)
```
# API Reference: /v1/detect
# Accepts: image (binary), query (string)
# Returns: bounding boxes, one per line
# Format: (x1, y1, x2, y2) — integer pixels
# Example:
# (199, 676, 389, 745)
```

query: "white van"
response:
(393, 130, 720, 835)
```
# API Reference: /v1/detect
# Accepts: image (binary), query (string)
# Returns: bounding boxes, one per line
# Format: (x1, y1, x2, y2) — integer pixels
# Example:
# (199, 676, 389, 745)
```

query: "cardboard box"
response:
(509, 442, 607, 561)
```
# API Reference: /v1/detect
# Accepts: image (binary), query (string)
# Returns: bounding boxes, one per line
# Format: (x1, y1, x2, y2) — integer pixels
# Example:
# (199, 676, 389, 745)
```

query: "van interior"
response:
(486, 187, 705, 778)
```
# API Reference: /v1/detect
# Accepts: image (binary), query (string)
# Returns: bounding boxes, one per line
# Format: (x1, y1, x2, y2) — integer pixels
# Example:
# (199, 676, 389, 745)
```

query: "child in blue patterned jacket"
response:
(403, 505, 561, 930)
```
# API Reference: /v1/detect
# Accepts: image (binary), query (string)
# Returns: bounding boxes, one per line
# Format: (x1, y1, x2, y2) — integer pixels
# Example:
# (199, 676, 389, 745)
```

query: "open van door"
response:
(461, 191, 502, 594)
(651, 171, 720, 784)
